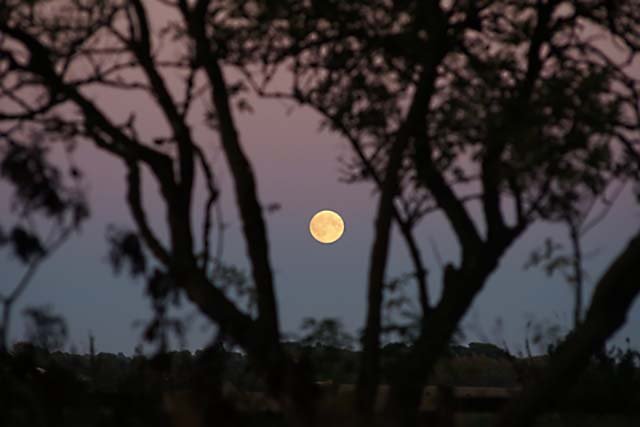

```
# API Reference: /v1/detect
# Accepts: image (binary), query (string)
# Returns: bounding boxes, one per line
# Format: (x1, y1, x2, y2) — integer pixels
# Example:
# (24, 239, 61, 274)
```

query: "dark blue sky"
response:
(2, 91, 639, 355)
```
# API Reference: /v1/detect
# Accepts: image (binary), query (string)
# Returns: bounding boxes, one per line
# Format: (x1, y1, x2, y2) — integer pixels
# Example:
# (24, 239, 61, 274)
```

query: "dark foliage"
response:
(6, 226, 45, 264)
(106, 226, 147, 278)
(0, 141, 88, 226)
(22, 306, 67, 352)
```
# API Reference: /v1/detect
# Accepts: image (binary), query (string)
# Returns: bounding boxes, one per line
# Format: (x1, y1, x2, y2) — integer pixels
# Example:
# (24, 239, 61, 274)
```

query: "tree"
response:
(1, 1, 640, 426)
(0, 0, 312, 422)
(228, 0, 640, 423)
(299, 317, 354, 350)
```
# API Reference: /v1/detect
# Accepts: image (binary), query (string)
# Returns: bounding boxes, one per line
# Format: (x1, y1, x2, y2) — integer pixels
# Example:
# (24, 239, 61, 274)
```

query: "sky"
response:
(2, 1, 639, 356)
(2, 90, 639, 356)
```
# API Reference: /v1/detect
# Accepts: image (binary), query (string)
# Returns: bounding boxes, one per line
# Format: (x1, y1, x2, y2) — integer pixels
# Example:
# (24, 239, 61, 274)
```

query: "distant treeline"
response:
(4, 340, 517, 391)
(1, 340, 639, 426)
(3, 340, 639, 389)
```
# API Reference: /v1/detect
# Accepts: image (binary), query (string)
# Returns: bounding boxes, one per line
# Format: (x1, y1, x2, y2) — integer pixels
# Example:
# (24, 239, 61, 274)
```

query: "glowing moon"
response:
(309, 210, 345, 244)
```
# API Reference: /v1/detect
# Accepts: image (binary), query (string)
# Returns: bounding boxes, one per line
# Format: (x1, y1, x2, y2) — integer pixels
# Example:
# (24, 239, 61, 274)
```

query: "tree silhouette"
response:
(228, 0, 640, 423)
(0, 0, 314, 422)
(1, 1, 640, 426)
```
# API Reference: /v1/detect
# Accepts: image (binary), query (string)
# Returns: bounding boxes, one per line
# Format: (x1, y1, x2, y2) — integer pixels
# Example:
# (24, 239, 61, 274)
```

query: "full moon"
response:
(309, 210, 345, 244)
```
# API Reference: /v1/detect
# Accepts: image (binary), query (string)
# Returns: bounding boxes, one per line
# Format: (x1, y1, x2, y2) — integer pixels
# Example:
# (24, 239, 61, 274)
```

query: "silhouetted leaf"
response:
(106, 226, 147, 278)
(9, 226, 45, 263)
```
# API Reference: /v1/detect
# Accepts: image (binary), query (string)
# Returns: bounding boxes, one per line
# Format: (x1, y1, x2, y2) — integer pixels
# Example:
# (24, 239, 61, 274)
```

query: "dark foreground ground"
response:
(1, 341, 639, 426)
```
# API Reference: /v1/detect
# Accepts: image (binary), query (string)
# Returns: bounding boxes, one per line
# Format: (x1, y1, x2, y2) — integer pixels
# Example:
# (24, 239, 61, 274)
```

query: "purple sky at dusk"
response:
(2, 88, 639, 355)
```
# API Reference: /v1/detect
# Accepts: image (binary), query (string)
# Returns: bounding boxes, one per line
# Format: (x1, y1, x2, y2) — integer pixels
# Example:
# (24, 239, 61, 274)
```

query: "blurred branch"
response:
(0, 222, 73, 352)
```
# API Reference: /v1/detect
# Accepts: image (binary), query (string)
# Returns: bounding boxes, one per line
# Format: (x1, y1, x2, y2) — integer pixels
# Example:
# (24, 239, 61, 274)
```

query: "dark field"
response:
(2, 341, 639, 426)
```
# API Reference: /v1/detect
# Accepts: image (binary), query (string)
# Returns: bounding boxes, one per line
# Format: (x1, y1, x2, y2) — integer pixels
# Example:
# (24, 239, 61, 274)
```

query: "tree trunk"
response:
(356, 52, 447, 420)
(386, 260, 496, 426)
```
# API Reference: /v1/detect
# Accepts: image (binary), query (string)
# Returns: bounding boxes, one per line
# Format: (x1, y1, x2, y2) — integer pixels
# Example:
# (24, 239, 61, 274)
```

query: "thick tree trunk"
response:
(182, 6, 318, 422)
(386, 262, 496, 426)
(356, 124, 407, 421)
(356, 51, 447, 421)
(187, 2, 281, 368)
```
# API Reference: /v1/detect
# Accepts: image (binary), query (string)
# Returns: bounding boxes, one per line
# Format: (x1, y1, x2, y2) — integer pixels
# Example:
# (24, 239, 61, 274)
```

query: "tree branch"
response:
(128, 0, 195, 213)
(124, 160, 171, 265)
